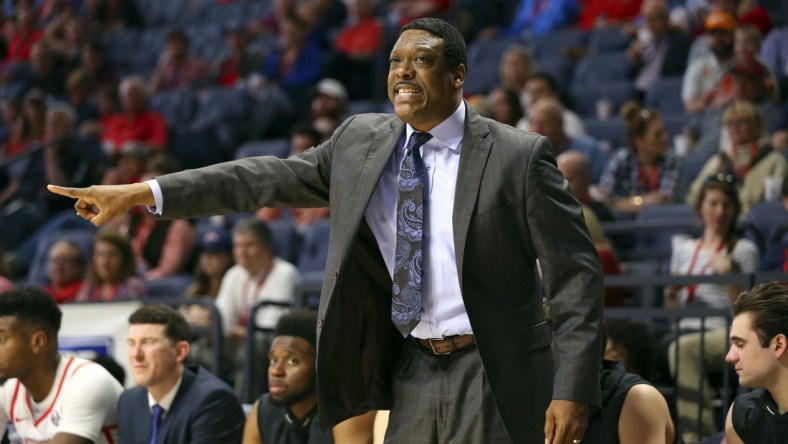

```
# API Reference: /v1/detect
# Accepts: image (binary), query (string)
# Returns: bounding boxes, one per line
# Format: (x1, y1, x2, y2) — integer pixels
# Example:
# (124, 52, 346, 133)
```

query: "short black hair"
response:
(290, 122, 322, 147)
(0, 287, 62, 335)
(604, 319, 656, 380)
(401, 18, 468, 75)
(274, 308, 318, 348)
(732, 282, 788, 348)
(129, 304, 191, 344)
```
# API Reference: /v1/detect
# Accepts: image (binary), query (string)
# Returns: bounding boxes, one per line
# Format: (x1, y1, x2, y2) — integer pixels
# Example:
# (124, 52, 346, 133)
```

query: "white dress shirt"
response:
(365, 102, 469, 339)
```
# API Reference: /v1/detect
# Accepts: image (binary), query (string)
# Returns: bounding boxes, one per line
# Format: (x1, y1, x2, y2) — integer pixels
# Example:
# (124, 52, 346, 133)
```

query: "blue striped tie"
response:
(392, 131, 432, 337)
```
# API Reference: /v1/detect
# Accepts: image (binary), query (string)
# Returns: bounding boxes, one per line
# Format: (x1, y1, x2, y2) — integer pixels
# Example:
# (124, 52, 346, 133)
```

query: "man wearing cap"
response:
(683, 10, 737, 113)
(310, 78, 348, 140)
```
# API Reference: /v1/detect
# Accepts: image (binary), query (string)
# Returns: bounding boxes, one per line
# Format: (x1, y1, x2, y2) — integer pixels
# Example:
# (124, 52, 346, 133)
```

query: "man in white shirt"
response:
(0, 287, 122, 444)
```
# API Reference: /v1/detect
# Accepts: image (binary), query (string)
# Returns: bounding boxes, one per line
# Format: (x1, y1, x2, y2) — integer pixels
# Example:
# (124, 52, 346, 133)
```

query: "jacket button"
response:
(318, 318, 324, 328)
(333, 272, 338, 280)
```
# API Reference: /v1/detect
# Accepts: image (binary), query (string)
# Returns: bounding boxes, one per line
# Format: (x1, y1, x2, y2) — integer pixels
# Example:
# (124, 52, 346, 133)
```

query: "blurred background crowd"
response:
(0, 0, 786, 442)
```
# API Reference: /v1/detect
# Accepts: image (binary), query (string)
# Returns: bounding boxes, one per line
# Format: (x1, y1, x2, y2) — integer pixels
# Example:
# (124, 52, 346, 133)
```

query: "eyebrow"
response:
(730, 335, 745, 342)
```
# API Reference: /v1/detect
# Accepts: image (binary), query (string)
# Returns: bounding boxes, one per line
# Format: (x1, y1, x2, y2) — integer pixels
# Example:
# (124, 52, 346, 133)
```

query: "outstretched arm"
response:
(48, 182, 155, 226)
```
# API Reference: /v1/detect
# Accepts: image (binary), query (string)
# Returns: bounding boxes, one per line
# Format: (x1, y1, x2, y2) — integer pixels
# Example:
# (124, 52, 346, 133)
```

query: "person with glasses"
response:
(666, 177, 760, 442)
(686, 99, 786, 215)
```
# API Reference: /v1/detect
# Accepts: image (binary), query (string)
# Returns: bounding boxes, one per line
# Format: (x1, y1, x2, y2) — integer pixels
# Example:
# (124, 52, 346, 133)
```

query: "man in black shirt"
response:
(724, 282, 788, 443)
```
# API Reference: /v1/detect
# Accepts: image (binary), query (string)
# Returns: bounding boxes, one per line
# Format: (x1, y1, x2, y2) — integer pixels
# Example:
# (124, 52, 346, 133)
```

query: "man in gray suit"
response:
(50, 18, 603, 444)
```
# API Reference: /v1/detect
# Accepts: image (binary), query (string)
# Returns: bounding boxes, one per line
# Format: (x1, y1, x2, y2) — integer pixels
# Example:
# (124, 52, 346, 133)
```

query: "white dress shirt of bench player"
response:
(0, 287, 123, 444)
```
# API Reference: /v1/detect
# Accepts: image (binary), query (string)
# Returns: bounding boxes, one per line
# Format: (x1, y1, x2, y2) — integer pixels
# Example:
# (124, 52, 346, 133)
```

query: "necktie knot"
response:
(406, 132, 432, 156)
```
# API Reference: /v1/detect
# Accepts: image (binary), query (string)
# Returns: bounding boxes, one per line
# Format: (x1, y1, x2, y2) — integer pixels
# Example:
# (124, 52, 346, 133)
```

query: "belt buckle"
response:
(427, 337, 453, 356)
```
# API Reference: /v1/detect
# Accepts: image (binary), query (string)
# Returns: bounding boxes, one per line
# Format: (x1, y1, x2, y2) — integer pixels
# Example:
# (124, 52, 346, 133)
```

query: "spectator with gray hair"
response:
(100, 75, 168, 154)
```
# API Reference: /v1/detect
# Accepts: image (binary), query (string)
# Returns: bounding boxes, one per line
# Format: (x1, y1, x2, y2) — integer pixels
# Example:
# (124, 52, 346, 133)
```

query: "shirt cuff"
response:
(145, 178, 164, 216)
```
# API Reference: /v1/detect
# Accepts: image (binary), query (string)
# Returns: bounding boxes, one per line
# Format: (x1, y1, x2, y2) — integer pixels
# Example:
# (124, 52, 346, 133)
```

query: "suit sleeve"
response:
(525, 136, 604, 405)
(155, 115, 359, 220)
(189, 388, 245, 444)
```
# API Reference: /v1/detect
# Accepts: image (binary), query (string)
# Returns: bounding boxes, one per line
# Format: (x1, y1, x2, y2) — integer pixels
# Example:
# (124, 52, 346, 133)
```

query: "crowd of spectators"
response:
(0, 0, 786, 442)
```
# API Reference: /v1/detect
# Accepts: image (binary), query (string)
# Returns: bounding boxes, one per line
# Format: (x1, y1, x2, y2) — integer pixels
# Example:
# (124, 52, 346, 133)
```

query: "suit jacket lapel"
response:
(158, 366, 196, 440)
(341, 118, 404, 248)
(453, 106, 492, 288)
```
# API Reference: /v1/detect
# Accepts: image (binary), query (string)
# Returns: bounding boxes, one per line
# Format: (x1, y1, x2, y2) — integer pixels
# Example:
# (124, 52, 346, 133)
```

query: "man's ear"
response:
(30, 330, 48, 354)
(175, 340, 191, 364)
(773, 334, 787, 358)
(454, 64, 466, 88)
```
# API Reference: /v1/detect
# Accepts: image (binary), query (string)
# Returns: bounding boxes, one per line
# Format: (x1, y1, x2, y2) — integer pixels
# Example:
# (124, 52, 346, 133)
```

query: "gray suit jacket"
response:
(157, 106, 604, 443)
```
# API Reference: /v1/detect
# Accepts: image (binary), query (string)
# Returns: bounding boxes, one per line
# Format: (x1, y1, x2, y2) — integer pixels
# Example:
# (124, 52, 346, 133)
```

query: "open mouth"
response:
(395, 84, 423, 99)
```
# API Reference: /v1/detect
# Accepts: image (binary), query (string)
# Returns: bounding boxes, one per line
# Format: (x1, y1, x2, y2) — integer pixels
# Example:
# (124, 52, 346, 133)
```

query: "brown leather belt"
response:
(413, 334, 476, 356)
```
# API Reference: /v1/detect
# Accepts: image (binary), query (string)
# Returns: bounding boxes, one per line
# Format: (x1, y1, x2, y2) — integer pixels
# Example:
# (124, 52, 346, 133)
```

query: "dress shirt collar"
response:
(147, 374, 183, 417)
(404, 101, 466, 153)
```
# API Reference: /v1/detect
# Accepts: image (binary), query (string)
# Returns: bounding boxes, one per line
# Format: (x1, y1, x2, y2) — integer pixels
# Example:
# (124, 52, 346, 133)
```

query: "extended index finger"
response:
(47, 184, 87, 199)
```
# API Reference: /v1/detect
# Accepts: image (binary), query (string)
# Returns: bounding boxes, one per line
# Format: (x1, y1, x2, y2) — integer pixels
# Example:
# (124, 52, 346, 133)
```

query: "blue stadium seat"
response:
(537, 55, 574, 91)
(149, 89, 197, 129)
(464, 36, 522, 95)
(676, 149, 715, 199)
(144, 274, 195, 299)
(742, 201, 788, 254)
(27, 230, 96, 285)
(531, 29, 586, 60)
(645, 76, 684, 114)
(169, 126, 229, 169)
(297, 219, 331, 272)
(661, 111, 689, 140)
(572, 52, 631, 88)
(635, 204, 702, 273)
(587, 26, 631, 54)
(267, 219, 301, 264)
(572, 81, 637, 118)
(191, 87, 250, 130)
(235, 139, 291, 159)
(582, 117, 627, 151)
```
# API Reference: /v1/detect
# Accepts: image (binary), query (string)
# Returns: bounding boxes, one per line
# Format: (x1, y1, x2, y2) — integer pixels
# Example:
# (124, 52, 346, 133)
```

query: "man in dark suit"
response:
(50, 18, 603, 444)
(119, 304, 244, 444)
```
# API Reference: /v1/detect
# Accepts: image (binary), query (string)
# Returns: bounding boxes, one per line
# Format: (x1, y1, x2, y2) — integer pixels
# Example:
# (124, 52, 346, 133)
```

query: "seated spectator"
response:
(759, 24, 787, 91)
(101, 141, 149, 185)
(216, 218, 300, 395)
(85, 0, 142, 32)
(1, 5, 43, 66)
(0, 102, 33, 158)
(43, 239, 86, 303)
(79, 40, 116, 88)
(498, 44, 537, 109)
(242, 308, 333, 444)
(724, 282, 788, 444)
(120, 154, 196, 279)
(682, 10, 736, 113)
(248, 0, 295, 37)
(119, 304, 244, 443)
(557, 151, 625, 307)
(310, 78, 347, 127)
(687, 56, 781, 157)
(64, 68, 99, 125)
(328, 0, 383, 100)
(212, 27, 263, 88)
(627, 0, 691, 96)
(0, 287, 123, 443)
(734, 24, 780, 104)
(489, 86, 525, 128)
(531, 98, 609, 184)
(12, 40, 66, 99)
(256, 123, 329, 230)
(0, 98, 22, 148)
(760, 174, 788, 271)
(148, 29, 209, 93)
(578, 0, 644, 30)
(599, 103, 680, 215)
(501, 0, 579, 39)
(184, 227, 234, 311)
(44, 15, 87, 70)
(666, 177, 759, 442)
(261, 14, 324, 110)
(101, 75, 168, 154)
(22, 88, 47, 143)
(76, 229, 147, 302)
(687, 100, 786, 215)
(521, 72, 585, 138)
(39, 103, 106, 214)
